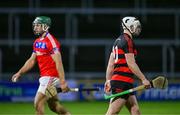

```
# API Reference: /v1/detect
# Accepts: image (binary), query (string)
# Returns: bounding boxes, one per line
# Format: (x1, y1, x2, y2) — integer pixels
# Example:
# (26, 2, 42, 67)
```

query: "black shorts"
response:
(110, 80, 134, 100)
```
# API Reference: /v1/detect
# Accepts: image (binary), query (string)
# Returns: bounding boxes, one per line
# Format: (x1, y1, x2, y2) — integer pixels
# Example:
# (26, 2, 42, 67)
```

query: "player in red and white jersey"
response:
(11, 16, 70, 115)
(104, 16, 151, 115)
(33, 32, 61, 77)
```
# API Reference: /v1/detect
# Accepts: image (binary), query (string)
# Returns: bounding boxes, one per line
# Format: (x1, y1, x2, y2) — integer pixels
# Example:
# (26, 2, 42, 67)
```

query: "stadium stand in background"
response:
(0, 0, 180, 82)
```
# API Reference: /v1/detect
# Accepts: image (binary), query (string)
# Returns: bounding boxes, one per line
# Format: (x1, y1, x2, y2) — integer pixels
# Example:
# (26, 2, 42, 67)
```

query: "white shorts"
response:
(37, 76, 60, 95)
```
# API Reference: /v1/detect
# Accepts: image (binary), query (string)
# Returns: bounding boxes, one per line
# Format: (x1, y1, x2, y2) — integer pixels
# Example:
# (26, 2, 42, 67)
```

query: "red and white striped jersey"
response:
(111, 33, 137, 84)
(33, 33, 60, 77)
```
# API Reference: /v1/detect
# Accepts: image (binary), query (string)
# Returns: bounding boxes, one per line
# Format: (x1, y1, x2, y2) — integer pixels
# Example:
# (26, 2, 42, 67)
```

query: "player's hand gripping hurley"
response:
(104, 75, 168, 99)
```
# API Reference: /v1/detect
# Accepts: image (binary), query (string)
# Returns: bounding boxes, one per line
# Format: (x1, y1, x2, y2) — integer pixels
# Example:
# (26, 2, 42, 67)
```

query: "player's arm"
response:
(104, 52, 114, 93)
(12, 53, 36, 82)
(51, 51, 69, 92)
(106, 52, 114, 81)
(125, 53, 151, 88)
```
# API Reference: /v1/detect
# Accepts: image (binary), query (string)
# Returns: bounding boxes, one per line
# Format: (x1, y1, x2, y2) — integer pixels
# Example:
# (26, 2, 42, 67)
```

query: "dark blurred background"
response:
(0, 0, 180, 102)
(0, 0, 180, 79)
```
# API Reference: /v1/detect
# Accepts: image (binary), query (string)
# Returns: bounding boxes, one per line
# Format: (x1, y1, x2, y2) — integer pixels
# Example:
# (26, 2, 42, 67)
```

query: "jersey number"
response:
(113, 46, 118, 63)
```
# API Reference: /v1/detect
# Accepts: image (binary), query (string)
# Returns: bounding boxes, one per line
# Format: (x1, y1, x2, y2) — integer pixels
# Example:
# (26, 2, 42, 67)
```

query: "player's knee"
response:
(48, 99, 68, 114)
(131, 106, 141, 115)
(47, 98, 58, 111)
(47, 100, 56, 112)
(48, 103, 57, 112)
(49, 104, 68, 114)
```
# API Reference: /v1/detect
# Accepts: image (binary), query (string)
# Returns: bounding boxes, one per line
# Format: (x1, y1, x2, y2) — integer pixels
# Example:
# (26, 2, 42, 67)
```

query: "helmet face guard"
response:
(122, 16, 141, 37)
(132, 21, 141, 36)
(32, 16, 51, 36)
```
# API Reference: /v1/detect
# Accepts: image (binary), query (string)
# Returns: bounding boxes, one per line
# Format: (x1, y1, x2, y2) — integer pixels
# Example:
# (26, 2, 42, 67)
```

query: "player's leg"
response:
(34, 92, 47, 115)
(106, 80, 128, 115)
(46, 77, 71, 115)
(125, 95, 141, 115)
(34, 77, 52, 115)
(47, 95, 71, 115)
(106, 97, 126, 115)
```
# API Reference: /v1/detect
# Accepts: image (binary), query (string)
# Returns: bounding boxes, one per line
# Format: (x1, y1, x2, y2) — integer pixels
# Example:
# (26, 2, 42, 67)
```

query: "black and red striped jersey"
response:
(111, 33, 137, 84)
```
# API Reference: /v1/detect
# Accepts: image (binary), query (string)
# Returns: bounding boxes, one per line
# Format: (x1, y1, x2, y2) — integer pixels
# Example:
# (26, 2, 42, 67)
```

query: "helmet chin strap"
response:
(122, 21, 134, 35)
(122, 22, 139, 37)
(34, 32, 43, 38)
(34, 31, 47, 38)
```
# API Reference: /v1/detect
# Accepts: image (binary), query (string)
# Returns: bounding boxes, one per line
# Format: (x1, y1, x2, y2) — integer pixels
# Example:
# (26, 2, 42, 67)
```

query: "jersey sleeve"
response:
(47, 37, 60, 54)
(32, 40, 37, 53)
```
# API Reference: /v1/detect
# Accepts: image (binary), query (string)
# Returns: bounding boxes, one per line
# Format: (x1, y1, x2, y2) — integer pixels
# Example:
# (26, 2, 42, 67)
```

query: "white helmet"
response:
(122, 16, 141, 36)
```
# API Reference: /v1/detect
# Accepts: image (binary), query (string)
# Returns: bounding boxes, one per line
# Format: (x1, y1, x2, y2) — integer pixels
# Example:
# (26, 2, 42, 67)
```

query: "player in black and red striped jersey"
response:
(104, 16, 151, 115)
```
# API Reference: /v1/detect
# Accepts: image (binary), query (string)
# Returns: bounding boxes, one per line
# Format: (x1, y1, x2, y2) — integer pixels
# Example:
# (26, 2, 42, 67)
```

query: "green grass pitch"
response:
(0, 101, 180, 115)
